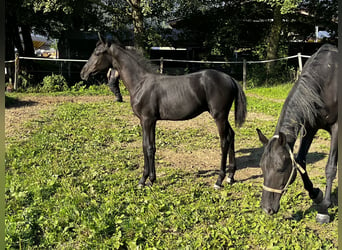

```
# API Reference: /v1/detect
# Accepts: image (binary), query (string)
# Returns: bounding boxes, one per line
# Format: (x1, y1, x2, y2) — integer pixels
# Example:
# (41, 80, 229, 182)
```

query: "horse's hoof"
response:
(226, 177, 235, 184)
(313, 188, 324, 204)
(214, 184, 223, 190)
(316, 213, 330, 224)
(138, 183, 145, 189)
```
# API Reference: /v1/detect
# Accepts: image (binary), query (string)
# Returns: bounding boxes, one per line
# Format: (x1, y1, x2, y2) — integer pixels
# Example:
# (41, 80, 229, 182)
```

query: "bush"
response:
(40, 74, 69, 92)
(71, 81, 87, 92)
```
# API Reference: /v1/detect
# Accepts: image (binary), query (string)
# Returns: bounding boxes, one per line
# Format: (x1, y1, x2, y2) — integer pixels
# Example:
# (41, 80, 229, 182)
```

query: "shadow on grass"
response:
(5, 95, 38, 108)
(290, 187, 338, 222)
(196, 147, 328, 183)
(237, 147, 327, 170)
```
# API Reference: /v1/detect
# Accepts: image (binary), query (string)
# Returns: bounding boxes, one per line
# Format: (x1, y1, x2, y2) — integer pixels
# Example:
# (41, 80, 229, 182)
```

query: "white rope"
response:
(5, 54, 310, 65)
(151, 54, 310, 65)
(18, 57, 88, 62)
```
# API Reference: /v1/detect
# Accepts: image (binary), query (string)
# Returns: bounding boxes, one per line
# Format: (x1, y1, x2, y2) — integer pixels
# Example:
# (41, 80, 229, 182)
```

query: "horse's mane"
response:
(114, 44, 158, 74)
(276, 44, 337, 140)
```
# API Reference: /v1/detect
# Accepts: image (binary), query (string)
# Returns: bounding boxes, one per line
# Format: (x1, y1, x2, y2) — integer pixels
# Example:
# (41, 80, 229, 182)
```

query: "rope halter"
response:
(262, 135, 306, 194)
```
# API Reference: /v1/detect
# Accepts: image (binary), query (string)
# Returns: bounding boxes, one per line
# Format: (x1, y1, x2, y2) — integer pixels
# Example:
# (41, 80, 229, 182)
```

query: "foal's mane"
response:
(113, 44, 158, 74)
(277, 44, 336, 139)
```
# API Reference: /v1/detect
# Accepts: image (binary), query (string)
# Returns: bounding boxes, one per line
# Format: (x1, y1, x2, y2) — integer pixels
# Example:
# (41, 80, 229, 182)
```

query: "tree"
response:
(5, 0, 115, 60)
(300, 0, 338, 38)
(257, 0, 302, 73)
(6, 0, 338, 62)
(128, 0, 144, 50)
(168, 1, 272, 59)
(5, 1, 37, 60)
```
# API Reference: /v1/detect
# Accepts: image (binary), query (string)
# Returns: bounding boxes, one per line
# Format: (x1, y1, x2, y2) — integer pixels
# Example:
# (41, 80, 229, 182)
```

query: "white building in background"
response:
(31, 34, 58, 58)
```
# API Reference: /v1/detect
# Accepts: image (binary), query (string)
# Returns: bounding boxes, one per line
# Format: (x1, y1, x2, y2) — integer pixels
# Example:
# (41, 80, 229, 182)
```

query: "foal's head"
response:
(80, 34, 112, 81)
(256, 129, 297, 215)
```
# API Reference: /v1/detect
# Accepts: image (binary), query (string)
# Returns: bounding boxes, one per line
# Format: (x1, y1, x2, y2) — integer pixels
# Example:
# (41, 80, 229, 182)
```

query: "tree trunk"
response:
(266, 5, 282, 74)
(5, 12, 23, 60)
(129, 0, 145, 52)
(21, 24, 35, 57)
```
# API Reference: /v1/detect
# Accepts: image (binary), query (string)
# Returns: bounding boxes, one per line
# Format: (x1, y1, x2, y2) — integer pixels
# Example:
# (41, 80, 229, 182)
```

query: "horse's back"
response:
(136, 69, 238, 121)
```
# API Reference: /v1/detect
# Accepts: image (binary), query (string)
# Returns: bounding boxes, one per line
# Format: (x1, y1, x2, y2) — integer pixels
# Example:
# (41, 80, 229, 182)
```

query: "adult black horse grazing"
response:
(81, 35, 247, 188)
(257, 44, 338, 223)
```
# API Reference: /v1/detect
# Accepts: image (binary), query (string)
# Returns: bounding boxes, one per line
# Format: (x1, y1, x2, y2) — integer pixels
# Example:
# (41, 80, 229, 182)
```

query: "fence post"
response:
(243, 59, 247, 90)
(160, 57, 164, 74)
(14, 53, 19, 90)
(297, 52, 303, 72)
(297, 53, 303, 80)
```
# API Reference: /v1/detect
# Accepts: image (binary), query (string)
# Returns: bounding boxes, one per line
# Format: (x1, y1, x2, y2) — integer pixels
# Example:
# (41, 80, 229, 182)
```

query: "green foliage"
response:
(5, 86, 338, 248)
(70, 81, 113, 95)
(256, 0, 302, 14)
(70, 81, 87, 92)
(39, 74, 69, 93)
(247, 62, 297, 87)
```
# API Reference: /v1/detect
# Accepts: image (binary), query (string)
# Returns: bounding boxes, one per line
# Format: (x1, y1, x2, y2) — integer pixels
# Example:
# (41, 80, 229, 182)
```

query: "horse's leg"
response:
(138, 118, 156, 187)
(226, 121, 236, 184)
(113, 79, 123, 102)
(316, 123, 338, 223)
(108, 77, 123, 102)
(214, 119, 235, 188)
(295, 127, 323, 202)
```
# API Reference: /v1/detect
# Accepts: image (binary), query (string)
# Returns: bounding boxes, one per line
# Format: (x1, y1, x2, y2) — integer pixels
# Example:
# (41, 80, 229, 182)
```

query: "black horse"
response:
(107, 68, 123, 102)
(257, 44, 338, 223)
(81, 35, 247, 188)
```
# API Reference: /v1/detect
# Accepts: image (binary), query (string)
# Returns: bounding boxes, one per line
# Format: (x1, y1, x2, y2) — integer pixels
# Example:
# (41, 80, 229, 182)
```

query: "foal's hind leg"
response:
(226, 123, 236, 184)
(214, 119, 235, 188)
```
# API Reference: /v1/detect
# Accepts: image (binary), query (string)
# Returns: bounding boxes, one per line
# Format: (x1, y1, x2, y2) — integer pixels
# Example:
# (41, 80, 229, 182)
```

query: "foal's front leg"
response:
(316, 123, 338, 223)
(138, 118, 157, 187)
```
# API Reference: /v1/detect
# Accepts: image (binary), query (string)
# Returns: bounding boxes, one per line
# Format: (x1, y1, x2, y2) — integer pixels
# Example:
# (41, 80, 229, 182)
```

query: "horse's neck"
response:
(112, 48, 146, 94)
(275, 104, 301, 149)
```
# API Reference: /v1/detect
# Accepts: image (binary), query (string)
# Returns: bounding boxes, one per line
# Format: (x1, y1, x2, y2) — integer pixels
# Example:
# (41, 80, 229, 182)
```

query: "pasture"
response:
(5, 83, 337, 249)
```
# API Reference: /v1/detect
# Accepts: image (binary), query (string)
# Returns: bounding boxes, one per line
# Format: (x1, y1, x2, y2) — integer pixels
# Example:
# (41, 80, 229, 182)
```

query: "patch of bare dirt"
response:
(5, 95, 115, 138)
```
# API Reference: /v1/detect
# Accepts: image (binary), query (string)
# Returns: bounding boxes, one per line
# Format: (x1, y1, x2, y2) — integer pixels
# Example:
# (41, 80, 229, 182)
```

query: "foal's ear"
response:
(277, 132, 287, 146)
(256, 129, 268, 145)
(98, 32, 105, 44)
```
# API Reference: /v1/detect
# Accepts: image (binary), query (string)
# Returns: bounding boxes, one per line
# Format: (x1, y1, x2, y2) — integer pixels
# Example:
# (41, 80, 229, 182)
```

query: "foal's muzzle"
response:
(80, 68, 90, 81)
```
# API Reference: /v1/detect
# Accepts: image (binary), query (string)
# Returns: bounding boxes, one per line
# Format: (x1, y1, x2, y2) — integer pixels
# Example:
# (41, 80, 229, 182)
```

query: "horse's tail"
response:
(232, 78, 247, 127)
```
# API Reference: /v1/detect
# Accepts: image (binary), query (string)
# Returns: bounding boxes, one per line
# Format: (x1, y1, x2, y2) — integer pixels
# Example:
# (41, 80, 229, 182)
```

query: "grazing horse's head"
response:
(256, 129, 298, 215)
(80, 34, 112, 81)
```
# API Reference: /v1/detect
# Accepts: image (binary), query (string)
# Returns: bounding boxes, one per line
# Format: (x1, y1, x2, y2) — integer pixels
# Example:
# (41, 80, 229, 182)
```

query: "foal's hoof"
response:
(214, 184, 223, 190)
(226, 177, 235, 184)
(316, 213, 330, 224)
(312, 188, 324, 204)
(138, 181, 153, 189)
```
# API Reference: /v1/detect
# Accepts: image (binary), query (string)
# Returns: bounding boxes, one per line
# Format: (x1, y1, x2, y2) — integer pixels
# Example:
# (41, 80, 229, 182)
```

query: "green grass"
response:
(246, 83, 293, 99)
(5, 84, 337, 249)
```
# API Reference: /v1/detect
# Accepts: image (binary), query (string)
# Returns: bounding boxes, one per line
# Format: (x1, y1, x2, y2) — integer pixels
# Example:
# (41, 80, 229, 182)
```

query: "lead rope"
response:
(262, 136, 306, 194)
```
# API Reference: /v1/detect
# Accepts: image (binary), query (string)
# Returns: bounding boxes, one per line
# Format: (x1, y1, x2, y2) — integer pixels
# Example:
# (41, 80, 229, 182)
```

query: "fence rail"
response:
(5, 53, 311, 90)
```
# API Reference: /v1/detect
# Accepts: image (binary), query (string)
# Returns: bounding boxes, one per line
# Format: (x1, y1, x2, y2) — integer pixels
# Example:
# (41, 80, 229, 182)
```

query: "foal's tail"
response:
(232, 78, 247, 127)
